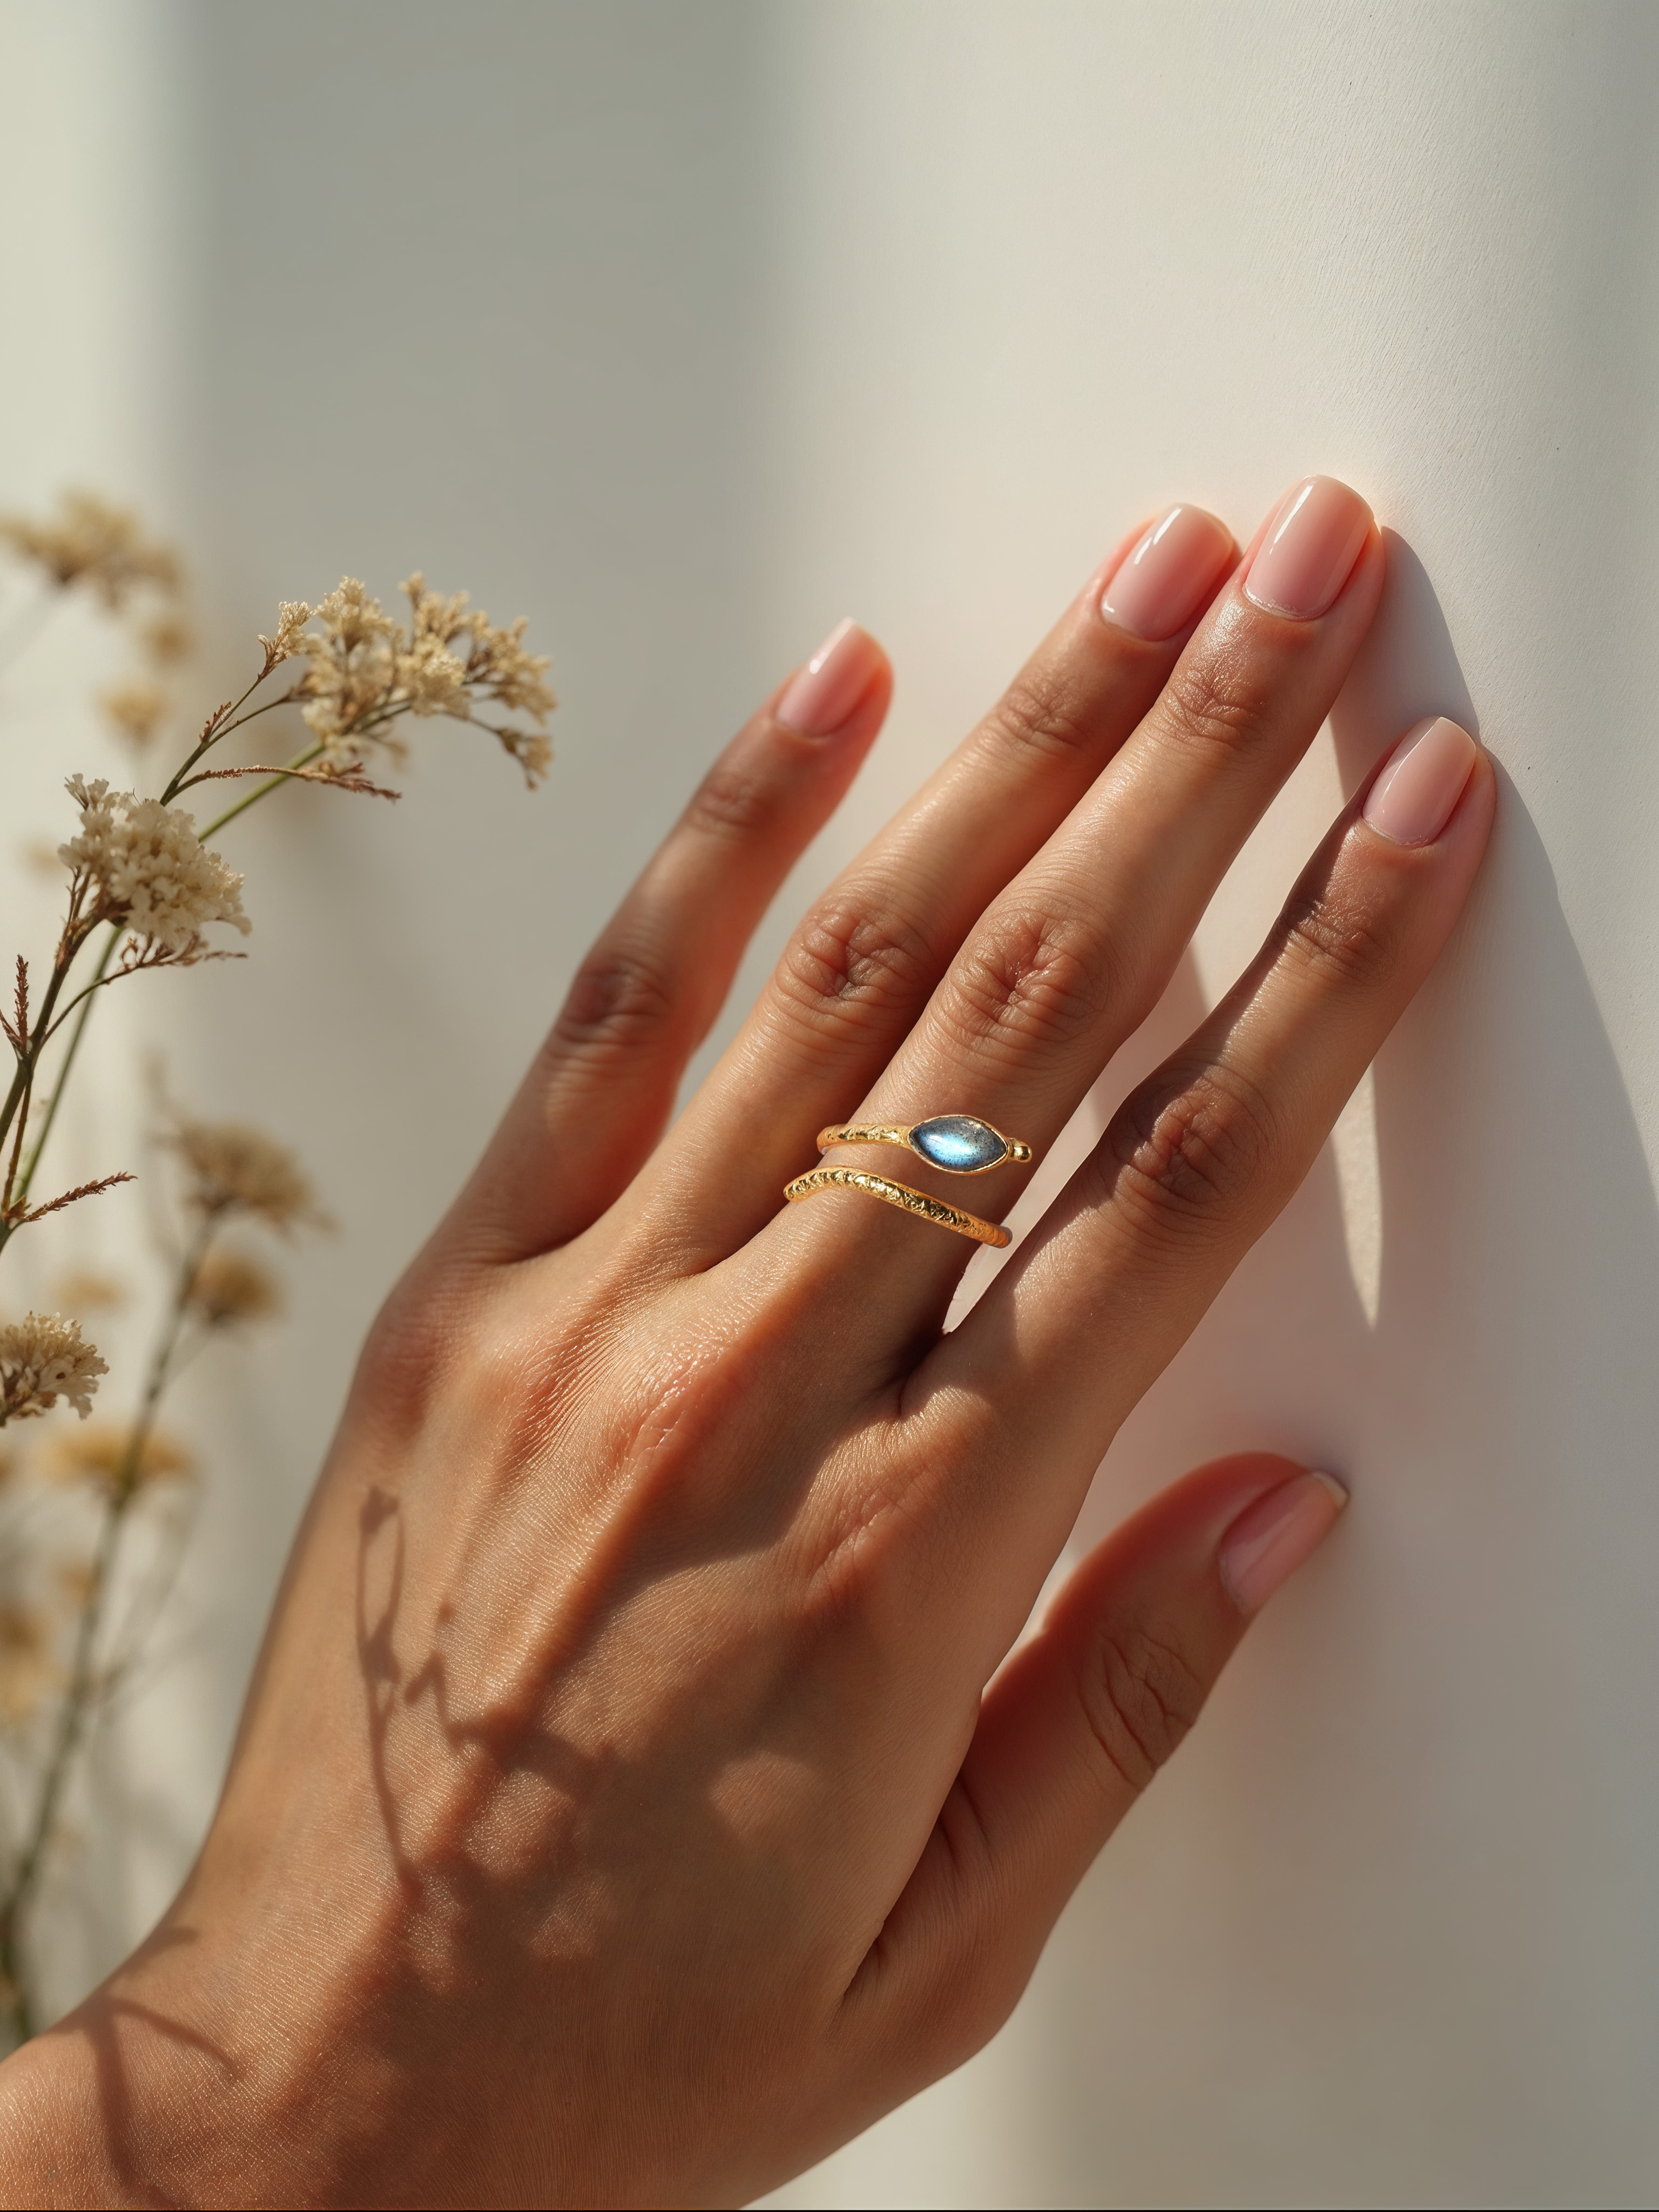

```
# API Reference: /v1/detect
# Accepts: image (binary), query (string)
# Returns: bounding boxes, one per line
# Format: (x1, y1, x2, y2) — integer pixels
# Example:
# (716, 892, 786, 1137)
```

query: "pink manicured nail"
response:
(1100, 503, 1234, 642)
(1219, 1471, 1348, 1613)
(775, 619, 882, 736)
(1363, 715, 1479, 846)
(1243, 475, 1372, 619)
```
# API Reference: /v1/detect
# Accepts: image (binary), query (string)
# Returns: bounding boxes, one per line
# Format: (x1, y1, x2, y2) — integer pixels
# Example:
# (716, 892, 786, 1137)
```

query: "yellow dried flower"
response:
(59, 776, 250, 959)
(52, 1270, 127, 1315)
(56, 1560, 96, 1610)
(0, 491, 180, 610)
(0, 1605, 51, 1723)
(100, 679, 167, 751)
(188, 1246, 282, 1327)
(167, 1116, 321, 1231)
(0, 1313, 106, 1424)
(48, 1422, 193, 1496)
(141, 613, 193, 665)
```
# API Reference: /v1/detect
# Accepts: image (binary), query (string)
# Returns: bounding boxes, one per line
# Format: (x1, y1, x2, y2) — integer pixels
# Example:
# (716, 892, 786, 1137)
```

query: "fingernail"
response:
(775, 618, 882, 737)
(1363, 715, 1479, 847)
(1243, 475, 1372, 620)
(1219, 1470, 1348, 1613)
(1099, 503, 1235, 642)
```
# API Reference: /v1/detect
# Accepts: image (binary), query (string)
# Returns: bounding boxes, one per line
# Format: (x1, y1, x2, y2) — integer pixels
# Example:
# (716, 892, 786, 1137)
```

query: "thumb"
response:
(851, 1454, 1347, 2092)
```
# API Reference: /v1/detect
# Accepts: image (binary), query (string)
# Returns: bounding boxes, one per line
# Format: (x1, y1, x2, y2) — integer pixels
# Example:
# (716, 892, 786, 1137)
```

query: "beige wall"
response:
(4, 3, 1658, 2201)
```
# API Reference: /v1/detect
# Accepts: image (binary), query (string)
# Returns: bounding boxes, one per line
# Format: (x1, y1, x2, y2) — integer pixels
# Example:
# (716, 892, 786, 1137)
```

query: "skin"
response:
(0, 480, 1493, 2208)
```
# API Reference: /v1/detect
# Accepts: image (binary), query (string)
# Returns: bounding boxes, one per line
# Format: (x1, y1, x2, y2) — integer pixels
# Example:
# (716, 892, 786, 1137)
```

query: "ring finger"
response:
(771, 475, 1383, 1324)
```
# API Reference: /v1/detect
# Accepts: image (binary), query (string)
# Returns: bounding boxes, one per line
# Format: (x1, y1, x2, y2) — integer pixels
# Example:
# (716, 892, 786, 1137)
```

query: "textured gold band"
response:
(784, 1165, 1012, 1249)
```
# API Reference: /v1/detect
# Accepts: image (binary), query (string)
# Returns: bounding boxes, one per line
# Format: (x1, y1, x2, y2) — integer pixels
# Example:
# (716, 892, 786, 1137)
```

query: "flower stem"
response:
(0, 1217, 213, 2046)
(196, 739, 327, 839)
(8, 927, 118, 1215)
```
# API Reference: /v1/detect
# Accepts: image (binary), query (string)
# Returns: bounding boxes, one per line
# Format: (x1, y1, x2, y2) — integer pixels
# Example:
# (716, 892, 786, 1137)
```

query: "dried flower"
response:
(0, 1314, 106, 1425)
(100, 679, 167, 751)
(141, 613, 193, 665)
(48, 1422, 193, 1496)
(188, 1246, 281, 1327)
(286, 575, 554, 784)
(166, 1116, 321, 1232)
(0, 1606, 51, 1724)
(257, 601, 312, 667)
(0, 492, 180, 610)
(59, 777, 249, 960)
(52, 1270, 127, 1316)
(56, 1560, 96, 1611)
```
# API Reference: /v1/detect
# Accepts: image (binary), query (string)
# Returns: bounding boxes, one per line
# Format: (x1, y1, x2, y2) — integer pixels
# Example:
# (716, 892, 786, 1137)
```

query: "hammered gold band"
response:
(784, 1166, 1012, 1249)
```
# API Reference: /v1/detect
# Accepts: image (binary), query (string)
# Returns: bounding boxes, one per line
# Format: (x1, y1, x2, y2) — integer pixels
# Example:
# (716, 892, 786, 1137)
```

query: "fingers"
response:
(445, 622, 891, 1262)
(779, 476, 1386, 1329)
(847, 1456, 1345, 2088)
(941, 716, 1495, 1515)
(646, 505, 1239, 1260)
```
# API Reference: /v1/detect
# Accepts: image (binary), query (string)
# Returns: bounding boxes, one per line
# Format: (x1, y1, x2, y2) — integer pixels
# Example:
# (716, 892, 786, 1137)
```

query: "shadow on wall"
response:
(1015, 535, 1659, 2201)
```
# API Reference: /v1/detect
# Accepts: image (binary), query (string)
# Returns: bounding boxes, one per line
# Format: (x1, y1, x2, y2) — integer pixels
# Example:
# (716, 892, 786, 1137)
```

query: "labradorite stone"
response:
(909, 1115, 1008, 1172)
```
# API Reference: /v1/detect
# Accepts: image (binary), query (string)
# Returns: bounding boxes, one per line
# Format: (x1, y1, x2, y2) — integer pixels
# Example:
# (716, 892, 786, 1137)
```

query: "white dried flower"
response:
(258, 600, 312, 665)
(59, 777, 250, 958)
(0, 1313, 106, 1425)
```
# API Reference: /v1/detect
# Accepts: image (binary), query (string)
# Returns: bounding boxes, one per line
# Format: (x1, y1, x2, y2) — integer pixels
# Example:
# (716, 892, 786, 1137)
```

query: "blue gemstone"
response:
(910, 1115, 1008, 1172)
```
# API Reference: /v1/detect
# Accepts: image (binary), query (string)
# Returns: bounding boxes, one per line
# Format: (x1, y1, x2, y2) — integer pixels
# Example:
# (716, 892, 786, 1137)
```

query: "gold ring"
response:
(813, 1115, 1033, 1175)
(784, 1166, 1012, 1247)
(783, 1112, 1036, 1246)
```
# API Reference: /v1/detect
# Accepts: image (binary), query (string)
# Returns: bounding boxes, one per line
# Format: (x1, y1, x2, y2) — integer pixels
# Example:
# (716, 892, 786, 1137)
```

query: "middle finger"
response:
(775, 475, 1382, 1321)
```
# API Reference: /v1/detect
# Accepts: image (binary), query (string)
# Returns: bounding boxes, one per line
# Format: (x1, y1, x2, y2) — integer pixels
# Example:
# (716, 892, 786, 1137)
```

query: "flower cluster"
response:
(0, 1606, 50, 1725)
(285, 575, 554, 785)
(187, 1246, 281, 1326)
(0, 1314, 106, 1425)
(166, 1115, 321, 1232)
(59, 778, 249, 961)
(0, 492, 180, 611)
(48, 1422, 193, 1498)
(99, 680, 168, 752)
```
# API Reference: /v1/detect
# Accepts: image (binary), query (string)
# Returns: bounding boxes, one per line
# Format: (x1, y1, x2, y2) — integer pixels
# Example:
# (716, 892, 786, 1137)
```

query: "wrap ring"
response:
(784, 1114, 1034, 1248)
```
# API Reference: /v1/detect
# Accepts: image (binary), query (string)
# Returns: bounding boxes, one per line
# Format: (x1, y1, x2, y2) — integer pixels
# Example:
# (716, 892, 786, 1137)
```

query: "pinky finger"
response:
(449, 621, 892, 1262)
(843, 1454, 1345, 2096)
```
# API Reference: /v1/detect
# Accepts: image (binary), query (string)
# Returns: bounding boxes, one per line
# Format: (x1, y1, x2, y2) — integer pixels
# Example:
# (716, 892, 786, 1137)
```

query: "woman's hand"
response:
(0, 477, 1494, 2208)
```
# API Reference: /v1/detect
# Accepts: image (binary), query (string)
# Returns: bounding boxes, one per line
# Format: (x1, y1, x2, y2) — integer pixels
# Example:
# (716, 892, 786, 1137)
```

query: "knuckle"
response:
(1075, 1622, 1205, 1793)
(1107, 1061, 1278, 1242)
(935, 906, 1107, 1065)
(551, 939, 681, 1057)
(683, 756, 785, 843)
(1278, 881, 1393, 992)
(772, 896, 936, 1044)
(1158, 648, 1276, 763)
(979, 665, 1099, 766)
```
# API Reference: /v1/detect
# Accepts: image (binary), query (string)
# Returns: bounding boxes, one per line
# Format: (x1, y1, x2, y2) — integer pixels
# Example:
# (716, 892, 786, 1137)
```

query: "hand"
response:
(0, 476, 1493, 2207)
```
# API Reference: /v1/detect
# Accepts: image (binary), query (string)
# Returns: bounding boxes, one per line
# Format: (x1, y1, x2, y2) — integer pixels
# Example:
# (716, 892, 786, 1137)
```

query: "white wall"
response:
(3, 3, 1657, 2201)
